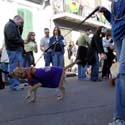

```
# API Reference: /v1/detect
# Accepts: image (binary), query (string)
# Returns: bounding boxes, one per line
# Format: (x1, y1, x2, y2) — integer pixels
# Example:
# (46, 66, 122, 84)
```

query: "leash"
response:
(34, 7, 100, 66)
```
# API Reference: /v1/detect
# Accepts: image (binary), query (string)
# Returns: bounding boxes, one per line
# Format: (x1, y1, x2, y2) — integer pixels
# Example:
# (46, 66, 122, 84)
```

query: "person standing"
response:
(4, 15, 24, 91)
(87, 26, 105, 81)
(98, 1, 125, 124)
(40, 28, 52, 66)
(24, 32, 38, 67)
(49, 26, 66, 67)
(102, 32, 115, 79)
(0, 43, 9, 83)
(76, 29, 91, 80)
(67, 41, 77, 63)
(67, 41, 77, 72)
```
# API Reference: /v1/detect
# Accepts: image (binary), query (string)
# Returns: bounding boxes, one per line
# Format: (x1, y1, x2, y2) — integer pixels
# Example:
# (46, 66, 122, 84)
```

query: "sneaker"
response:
(81, 77, 90, 81)
(24, 83, 29, 86)
(109, 119, 125, 125)
(11, 86, 24, 91)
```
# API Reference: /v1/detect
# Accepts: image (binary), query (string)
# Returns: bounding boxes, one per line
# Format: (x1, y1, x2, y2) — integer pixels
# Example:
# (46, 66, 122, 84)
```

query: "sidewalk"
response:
(0, 77, 114, 125)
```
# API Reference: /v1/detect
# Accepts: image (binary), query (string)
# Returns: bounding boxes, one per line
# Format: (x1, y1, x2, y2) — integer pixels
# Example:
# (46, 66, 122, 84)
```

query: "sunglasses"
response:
(31, 34, 35, 36)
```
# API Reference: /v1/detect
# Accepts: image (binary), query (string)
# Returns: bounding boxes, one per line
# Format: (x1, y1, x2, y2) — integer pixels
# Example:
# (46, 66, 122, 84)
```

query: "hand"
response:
(52, 41, 58, 45)
(97, 6, 107, 13)
(98, 53, 106, 60)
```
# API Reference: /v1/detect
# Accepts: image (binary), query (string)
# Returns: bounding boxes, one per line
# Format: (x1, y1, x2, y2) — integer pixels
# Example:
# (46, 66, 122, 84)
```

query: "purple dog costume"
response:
(28, 66, 63, 88)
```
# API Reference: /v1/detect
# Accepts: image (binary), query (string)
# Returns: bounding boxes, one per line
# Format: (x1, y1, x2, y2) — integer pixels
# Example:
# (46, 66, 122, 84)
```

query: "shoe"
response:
(24, 83, 29, 86)
(109, 119, 125, 125)
(11, 86, 24, 91)
(80, 77, 90, 81)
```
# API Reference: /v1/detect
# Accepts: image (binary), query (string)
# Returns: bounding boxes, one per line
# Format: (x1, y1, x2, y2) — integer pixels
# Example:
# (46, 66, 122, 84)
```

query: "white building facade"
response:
(0, 0, 111, 67)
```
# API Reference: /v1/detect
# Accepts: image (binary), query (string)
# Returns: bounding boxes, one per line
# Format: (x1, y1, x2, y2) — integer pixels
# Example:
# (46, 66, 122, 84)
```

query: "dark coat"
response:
(4, 19, 24, 51)
(76, 46, 88, 66)
(49, 35, 65, 54)
(87, 34, 104, 65)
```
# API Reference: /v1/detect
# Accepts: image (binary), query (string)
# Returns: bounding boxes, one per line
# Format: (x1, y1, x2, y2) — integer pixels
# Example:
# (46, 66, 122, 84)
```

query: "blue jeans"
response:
(78, 64, 87, 79)
(7, 50, 23, 89)
(22, 55, 28, 67)
(44, 52, 52, 66)
(52, 52, 64, 67)
(91, 52, 99, 81)
(0, 63, 9, 82)
(114, 38, 125, 120)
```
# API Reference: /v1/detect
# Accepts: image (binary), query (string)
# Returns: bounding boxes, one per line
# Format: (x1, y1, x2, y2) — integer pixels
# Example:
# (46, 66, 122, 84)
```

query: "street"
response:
(0, 77, 114, 125)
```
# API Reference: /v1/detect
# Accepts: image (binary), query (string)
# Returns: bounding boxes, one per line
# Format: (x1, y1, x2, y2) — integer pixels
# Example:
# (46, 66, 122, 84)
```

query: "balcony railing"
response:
(53, 1, 109, 25)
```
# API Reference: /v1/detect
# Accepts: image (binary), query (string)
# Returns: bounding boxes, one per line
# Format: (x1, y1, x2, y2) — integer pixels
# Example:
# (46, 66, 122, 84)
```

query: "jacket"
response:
(4, 19, 24, 51)
(102, 1, 125, 41)
(49, 35, 65, 54)
(87, 34, 104, 65)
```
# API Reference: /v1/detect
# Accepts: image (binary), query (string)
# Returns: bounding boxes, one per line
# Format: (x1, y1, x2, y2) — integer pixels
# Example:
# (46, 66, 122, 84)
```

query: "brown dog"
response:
(10, 61, 76, 102)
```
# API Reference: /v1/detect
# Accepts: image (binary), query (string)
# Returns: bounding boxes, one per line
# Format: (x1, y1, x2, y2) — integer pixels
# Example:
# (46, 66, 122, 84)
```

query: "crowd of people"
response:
(0, 0, 125, 124)
(67, 27, 116, 83)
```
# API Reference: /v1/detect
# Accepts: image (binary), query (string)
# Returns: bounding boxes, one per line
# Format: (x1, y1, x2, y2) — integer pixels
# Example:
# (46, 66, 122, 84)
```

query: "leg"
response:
(52, 53, 58, 66)
(7, 50, 23, 90)
(114, 38, 125, 121)
(78, 64, 82, 79)
(80, 65, 87, 79)
(57, 70, 65, 100)
(44, 53, 50, 66)
(25, 86, 33, 99)
(45, 52, 51, 66)
(102, 58, 108, 77)
(26, 83, 41, 102)
(91, 52, 99, 81)
(59, 53, 64, 67)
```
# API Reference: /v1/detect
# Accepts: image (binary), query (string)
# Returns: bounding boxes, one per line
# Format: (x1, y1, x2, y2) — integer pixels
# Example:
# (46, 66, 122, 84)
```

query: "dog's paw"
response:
(57, 87, 65, 100)
(28, 97, 36, 103)
(25, 95, 31, 99)
(57, 95, 64, 100)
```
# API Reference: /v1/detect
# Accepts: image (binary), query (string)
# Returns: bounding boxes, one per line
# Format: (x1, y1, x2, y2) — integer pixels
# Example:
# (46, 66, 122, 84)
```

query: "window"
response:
(17, 8, 33, 39)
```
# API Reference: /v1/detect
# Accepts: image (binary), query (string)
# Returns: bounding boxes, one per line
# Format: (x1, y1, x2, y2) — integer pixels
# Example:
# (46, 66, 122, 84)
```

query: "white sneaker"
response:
(11, 86, 24, 91)
(109, 119, 125, 125)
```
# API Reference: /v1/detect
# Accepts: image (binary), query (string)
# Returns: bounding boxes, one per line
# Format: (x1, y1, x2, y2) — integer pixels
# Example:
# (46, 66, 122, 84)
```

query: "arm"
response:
(94, 35, 104, 54)
(34, 43, 38, 53)
(98, 6, 112, 23)
(40, 38, 45, 52)
(58, 35, 65, 46)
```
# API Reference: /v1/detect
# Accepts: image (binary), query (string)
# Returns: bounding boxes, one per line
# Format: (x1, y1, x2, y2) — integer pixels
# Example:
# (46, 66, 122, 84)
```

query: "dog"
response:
(109, 62, 119, 86)
(10, 61, 76, 102)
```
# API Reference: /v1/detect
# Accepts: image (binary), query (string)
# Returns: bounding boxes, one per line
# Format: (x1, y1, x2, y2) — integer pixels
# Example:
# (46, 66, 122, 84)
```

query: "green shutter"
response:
(17, 8, 33, 39)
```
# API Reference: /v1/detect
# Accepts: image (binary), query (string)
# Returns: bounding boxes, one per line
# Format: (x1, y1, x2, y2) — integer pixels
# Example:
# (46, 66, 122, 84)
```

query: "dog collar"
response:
(24, 68, 32, 82)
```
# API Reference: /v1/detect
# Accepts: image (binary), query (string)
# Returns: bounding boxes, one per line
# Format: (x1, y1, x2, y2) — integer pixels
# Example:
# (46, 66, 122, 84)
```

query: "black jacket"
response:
(4, 19, 24, 51)
(87, 34, 104, 65)
(76, 46, 88, 66)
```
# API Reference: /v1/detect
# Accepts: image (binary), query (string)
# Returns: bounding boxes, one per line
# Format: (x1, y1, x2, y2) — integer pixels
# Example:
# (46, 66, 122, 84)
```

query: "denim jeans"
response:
(114, 38, 125, 120)
(52, 52, 64, 67)
(7, 50, 23, 89)
(22, 55, 28, 67)
(0, 63, 9, 82)
(78, 64, 87, 79)
(44, 52, 52, 66)
(91, 52, 99, 81)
